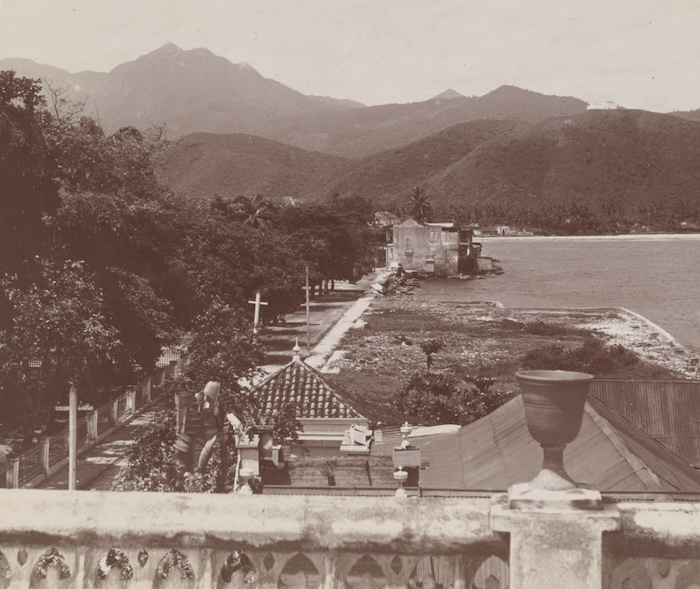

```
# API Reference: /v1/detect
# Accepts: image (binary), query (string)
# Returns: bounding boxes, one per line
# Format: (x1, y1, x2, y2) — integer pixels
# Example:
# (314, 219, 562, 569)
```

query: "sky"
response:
(1, 0, 699, 112)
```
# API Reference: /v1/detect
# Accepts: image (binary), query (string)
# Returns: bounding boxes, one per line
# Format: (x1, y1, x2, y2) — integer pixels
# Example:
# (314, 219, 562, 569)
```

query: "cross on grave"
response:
(248, 291, 268, 334)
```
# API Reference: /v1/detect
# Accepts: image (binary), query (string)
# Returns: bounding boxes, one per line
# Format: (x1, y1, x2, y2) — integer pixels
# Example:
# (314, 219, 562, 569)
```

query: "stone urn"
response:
(516, 370, 593, 491)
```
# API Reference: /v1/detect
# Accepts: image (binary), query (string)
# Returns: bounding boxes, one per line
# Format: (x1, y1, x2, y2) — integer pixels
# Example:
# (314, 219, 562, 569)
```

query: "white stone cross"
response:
(248, 291, 268, 334)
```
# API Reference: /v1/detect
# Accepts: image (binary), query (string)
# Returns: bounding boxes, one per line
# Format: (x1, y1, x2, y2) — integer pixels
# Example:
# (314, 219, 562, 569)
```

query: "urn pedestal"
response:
(509, 369, 601, 509)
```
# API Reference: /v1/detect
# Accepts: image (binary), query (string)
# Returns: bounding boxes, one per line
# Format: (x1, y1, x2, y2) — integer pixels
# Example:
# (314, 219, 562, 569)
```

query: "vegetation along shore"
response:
(325, 284, 698, 427)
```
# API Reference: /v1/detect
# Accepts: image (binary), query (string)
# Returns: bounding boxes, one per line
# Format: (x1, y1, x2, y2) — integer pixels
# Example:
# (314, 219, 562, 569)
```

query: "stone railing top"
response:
(3, 491, 700, 558)
(0, 490, 498, 553)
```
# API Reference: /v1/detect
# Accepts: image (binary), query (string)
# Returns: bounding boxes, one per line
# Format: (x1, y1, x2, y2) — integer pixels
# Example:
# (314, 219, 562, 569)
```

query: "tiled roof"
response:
(252, 357, 365, 419)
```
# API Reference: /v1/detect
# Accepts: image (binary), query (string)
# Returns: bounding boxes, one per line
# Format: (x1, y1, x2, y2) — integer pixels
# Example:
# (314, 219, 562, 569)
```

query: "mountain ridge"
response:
(158, 109, 700, 225)
(2, 44, 589, 157)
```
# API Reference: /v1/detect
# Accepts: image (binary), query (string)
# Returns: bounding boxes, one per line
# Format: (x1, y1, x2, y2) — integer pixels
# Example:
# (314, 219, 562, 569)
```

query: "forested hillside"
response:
(157, 132, 350, 200)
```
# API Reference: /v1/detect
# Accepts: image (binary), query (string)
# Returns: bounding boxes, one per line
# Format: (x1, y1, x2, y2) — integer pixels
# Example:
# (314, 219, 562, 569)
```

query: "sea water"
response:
(415, 234, 700, 353)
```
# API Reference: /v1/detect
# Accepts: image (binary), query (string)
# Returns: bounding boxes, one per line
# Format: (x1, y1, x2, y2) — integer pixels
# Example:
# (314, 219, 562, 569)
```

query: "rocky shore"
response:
(328, 283, 699, 383)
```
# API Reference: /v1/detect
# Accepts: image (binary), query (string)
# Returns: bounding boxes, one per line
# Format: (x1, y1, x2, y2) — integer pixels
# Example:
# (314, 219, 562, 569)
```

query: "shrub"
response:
(393, 370, 513, 426)
(519, 336, 662, 377)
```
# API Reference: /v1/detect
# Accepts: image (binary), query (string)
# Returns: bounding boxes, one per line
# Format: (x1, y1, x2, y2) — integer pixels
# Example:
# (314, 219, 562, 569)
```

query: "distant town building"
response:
(587, 100, 618, 110)
(373, 211, 402, 228)
(386, 219, 477, 276)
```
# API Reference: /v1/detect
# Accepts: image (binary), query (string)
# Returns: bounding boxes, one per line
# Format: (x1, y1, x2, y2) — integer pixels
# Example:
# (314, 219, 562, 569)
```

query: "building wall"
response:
(391, 220, 462, 276)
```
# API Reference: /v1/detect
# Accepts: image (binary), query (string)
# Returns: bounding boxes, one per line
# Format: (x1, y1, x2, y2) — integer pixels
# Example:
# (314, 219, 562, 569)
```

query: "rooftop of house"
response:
(372, 395, 700, 493)
(591, 379, 700, 467)
(252, 352, 365, 420)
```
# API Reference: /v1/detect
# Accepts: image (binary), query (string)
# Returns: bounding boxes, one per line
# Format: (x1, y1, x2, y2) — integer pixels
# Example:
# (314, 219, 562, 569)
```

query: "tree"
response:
(392, 370, 509, 426)
(230, 193, 277, 229)
(406, 186, 431, 222)
(420, 338, 443, 369)
(0, 259, 122, 430)
(278, 196, 377, 290)
(0, 71, 60, 274)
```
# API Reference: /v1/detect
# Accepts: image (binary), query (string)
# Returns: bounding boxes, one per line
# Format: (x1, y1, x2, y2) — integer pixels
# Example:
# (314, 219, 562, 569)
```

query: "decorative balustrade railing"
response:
(0, 491, 699, 589)
(0, 491, 509, 589)
(2, 360, 180, 489)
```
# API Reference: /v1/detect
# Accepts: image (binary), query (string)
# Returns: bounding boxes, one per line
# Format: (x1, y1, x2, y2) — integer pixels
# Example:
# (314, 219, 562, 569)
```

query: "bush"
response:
(393, 370, 513, 426)
(519, 336, 667, 377)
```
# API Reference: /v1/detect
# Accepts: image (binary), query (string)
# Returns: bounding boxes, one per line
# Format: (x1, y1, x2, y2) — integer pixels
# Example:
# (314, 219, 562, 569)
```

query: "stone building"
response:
(386, 219, 477, 276)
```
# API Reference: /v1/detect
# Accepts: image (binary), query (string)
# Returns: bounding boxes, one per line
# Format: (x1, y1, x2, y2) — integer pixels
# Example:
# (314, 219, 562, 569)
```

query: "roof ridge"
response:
(251, 357, 365, 419)
(298, 361, 370, 418)
(583, 402, 663, 490)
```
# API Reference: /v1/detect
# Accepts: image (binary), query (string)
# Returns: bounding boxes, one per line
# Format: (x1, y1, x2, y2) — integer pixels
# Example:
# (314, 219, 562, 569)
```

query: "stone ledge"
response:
(0, 490, 500, 553)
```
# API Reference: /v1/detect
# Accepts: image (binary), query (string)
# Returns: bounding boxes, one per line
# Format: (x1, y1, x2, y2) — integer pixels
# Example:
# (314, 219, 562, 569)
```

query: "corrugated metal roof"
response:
(252, 357, 365, 419)
(592, 379, 700, 467)
(373, 395, 700, 492)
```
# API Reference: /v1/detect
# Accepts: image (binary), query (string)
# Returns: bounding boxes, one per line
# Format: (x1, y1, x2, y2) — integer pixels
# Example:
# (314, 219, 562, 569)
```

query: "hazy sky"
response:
(1, 0, 699, 112)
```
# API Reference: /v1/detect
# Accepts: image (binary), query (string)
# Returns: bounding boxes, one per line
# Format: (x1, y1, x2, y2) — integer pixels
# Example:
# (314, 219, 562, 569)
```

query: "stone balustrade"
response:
(1, 490, 700, 589)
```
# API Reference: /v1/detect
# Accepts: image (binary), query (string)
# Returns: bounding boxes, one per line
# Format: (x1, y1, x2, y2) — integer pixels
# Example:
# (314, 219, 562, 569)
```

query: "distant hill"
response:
(266, 85, 588, 158)
(0, 44, 362, 136)
(157, 132, 350, 200)
(671, 108, 700, 123)
(420, 109, 700, 213)
(2, 47, 588, 157)
(158, 110, 700, 219)
(311, 118, 530, 200)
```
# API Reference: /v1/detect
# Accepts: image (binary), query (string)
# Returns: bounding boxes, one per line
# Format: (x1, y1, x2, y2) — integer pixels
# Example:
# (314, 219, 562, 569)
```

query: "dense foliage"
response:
(0, 72, 377, 439)
(392, 370, 510, 426)
(520, 337, 672, 378)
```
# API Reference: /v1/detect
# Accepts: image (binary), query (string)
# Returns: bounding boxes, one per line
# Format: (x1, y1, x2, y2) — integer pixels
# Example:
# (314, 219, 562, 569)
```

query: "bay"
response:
(416, 234, 700, 354)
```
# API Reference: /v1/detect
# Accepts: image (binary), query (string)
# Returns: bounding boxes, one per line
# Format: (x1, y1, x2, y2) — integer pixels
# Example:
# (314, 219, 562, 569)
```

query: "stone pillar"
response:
(491, 502, 620, 589)
(323, 553, 338, 589)
(236, 435, 261, 476)
(127, 388, 136, 414)
(200, 548, 214, 589)
(40, 437, 50, 473)
(87, 409, 99, 441)
(452, 554, 467, 589)
(111, 397, 119, 424)
(143, 377, 152, 404)
(7, 456, 20, 488)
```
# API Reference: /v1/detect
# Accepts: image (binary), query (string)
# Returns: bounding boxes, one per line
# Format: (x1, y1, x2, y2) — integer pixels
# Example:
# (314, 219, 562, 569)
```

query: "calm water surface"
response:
(417, 235, 700, 353)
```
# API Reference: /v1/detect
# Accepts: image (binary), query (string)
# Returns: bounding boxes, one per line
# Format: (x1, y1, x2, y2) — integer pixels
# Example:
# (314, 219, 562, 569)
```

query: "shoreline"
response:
(478, 304, 698, 378)
(376, 274, 698, 378)
(480, 233, 700, 243)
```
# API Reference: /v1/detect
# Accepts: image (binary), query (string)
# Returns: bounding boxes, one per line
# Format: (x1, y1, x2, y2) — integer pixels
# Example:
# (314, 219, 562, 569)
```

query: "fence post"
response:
(7, 457, 20, 489)
(111, 397, 119, 424)
(88, 409, 99, 441)
(40, 437, 50, 474)
(143, 378, 152, 405)
(127, 388, 136, 414)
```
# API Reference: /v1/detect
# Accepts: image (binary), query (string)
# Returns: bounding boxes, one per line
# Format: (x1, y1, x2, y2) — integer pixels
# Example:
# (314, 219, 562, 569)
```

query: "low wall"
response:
(1, 490, 699, 588)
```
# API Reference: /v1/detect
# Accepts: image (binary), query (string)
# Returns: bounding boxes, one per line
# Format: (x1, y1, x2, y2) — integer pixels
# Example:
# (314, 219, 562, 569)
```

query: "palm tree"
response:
(406, 186, 431, 222)
(232, 193, 277, 229)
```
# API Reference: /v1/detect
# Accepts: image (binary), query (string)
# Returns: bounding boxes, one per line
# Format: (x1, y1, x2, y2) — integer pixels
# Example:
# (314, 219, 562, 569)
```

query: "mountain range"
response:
(1, 43, 588, 158)
(4, 44, 700, 218)
(159, 109, 700, 215)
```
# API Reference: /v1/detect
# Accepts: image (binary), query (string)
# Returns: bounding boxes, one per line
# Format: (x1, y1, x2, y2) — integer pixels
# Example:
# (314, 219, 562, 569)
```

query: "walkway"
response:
(30, 273, 383, 491)
(33, 396, 167, 491)
(258, 274, 379, 370)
